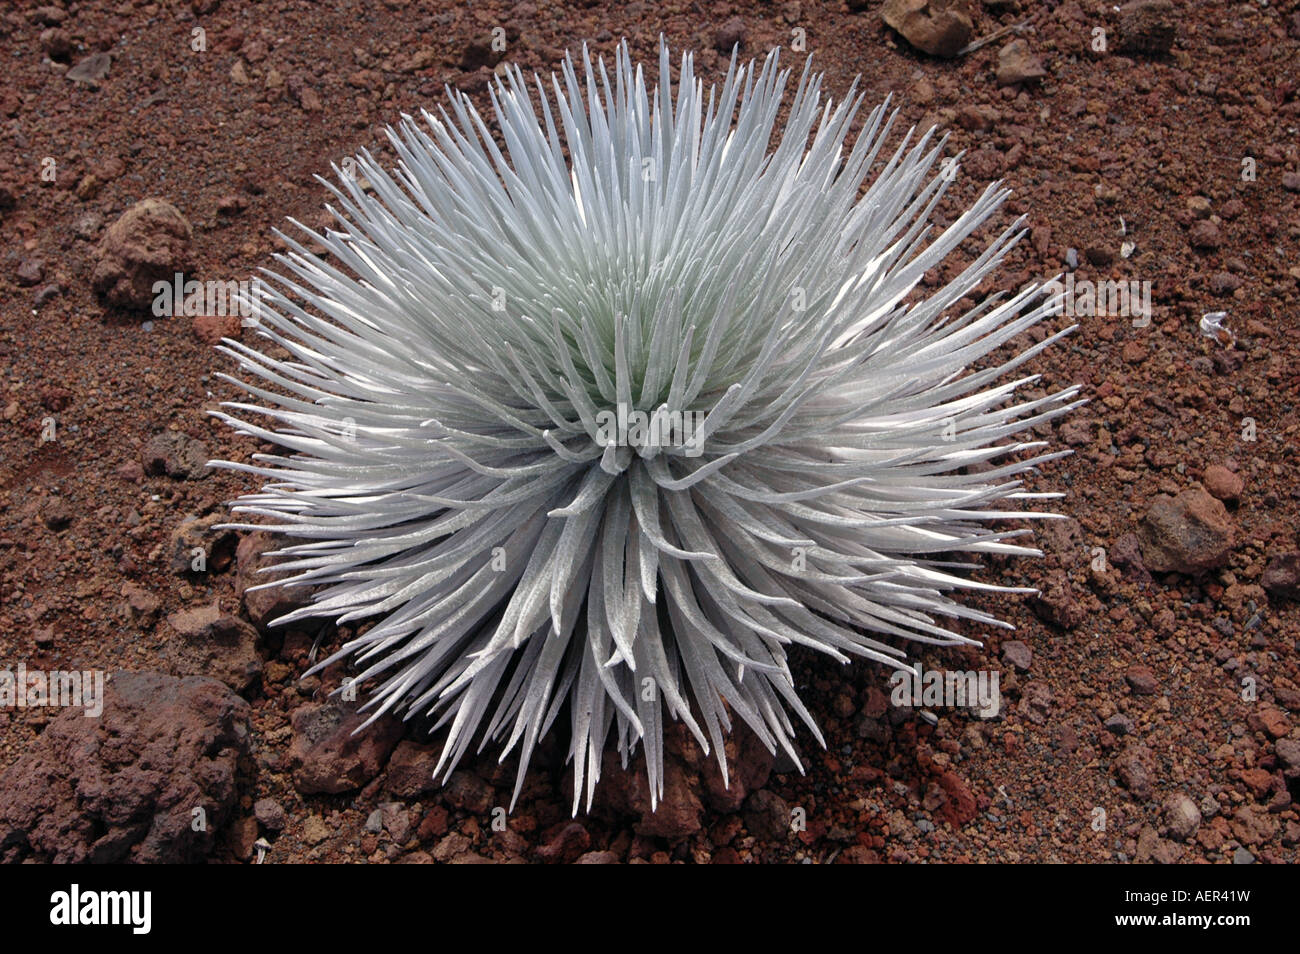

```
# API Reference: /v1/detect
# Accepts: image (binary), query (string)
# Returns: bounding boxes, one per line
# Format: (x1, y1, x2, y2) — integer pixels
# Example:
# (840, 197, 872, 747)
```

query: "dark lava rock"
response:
(1261, 552, 1300, 601)
(1116, 0, 1176, 55)
(743, 789, 792, 839)
(713, 17, 748, 52)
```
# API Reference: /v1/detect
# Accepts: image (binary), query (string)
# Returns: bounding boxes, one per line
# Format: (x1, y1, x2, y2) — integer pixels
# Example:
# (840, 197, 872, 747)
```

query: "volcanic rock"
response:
(1114, 743, 1156, 800)
(66, 51, 112, 87)
(1164, 794, 1201, 841)
(882, 0, 973, 58)
(713, 17, 748, 52)
(1261, 552, 1300, 600)
(1117, 0, 1177, 55)
(236, 530, 314, 629)
(1137, 489, 1234, 574)
(141, 429, 210, 479)
(0, 672, 249, 863)
(743, 789, 792, 839)
(1031, 572, 1086, 629)
(536, 821, 591, 863)
(92, 198, 193, 310)
(996, 39, 1046, 86)
(1001, 640, 1032, 672)
(1202, 464, 1243, 502)
(169, 513, 236, 575)
(164, 602, 263, 694)
(289, 698, 404, 795)
(254, 798, 287, 832)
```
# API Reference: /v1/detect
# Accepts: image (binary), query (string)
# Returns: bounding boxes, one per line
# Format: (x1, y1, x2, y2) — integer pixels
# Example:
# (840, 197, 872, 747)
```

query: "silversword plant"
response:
(213, 41, 1080, 812)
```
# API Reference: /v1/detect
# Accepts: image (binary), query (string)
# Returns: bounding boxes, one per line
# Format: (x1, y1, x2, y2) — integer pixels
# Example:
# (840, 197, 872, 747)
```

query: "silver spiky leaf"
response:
(212, 41, 1080, 813)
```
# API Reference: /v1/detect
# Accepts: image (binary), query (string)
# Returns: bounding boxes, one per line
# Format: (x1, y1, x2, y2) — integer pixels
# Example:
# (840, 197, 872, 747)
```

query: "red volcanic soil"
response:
(0, 0, 1297, 864)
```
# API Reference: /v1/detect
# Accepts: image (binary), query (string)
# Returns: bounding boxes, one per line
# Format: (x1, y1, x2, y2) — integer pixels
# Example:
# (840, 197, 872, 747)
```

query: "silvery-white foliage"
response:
(212, 41, 1080, 813)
